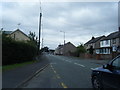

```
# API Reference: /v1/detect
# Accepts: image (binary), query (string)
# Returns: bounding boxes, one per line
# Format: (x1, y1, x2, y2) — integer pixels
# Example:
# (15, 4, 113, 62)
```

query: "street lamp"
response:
(60, 31, 66, 55)
(60, 31, 65, 45)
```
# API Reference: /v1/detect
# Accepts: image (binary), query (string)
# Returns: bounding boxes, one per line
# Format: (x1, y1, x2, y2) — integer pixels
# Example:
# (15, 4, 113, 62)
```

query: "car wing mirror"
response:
(103, 64, 111, 69)
(103, 64, 107, 69)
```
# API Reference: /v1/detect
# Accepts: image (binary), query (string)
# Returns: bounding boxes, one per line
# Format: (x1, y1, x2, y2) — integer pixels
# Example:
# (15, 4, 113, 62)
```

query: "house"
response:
(99, 30, 120, 59)
(54, 42, 77, 56)
(54, 45, 63, 55)
(3, 29, 30, 41)
(84, 36, 105, 55)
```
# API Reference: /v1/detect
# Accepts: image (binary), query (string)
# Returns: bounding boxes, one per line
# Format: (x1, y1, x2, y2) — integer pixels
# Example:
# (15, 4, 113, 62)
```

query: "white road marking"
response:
(64, 59, 72, 63)
(74, 63, 85, 67)
(91, 68, 94, 70)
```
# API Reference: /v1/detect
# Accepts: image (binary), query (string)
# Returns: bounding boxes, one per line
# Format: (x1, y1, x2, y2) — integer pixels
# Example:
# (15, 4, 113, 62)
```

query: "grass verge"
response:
(2, 60, 37, 72)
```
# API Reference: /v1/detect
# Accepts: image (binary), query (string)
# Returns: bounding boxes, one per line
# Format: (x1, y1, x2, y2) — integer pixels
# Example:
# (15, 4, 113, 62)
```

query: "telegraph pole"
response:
(38, 1, 42, 53)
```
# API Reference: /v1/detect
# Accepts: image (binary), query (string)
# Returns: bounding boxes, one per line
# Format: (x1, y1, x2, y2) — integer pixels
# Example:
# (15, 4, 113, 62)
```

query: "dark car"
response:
(91, 55, 120, 89)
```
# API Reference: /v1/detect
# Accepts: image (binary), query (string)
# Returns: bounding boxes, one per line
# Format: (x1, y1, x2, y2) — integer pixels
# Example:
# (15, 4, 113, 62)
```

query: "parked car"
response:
(91, 55, 120, 89)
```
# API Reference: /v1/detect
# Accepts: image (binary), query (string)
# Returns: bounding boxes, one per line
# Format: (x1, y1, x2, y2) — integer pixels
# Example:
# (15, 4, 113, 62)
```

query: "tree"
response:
(75, 44, 86, 57)
(28, 31, 38, 46)
(28, 31, 38, 41)
(89, 46, 94, 55)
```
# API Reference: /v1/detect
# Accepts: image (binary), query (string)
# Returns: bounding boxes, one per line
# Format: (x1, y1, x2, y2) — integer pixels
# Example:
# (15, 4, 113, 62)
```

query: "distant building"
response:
(3, 29, 30, 41)
(49, 49, 55, 54)
(54, 42, 77, 56)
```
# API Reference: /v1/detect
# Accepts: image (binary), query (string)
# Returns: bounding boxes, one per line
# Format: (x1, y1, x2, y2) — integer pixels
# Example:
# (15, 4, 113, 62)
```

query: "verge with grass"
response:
(2, 60, 37, 71)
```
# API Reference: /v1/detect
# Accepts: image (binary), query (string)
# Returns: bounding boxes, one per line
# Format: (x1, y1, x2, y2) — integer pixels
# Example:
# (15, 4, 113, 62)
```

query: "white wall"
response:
(10, 30, 30, 41)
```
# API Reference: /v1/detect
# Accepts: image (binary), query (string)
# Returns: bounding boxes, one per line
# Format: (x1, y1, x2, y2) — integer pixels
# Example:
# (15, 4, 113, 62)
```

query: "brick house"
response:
(54, 42, 77, 56)
(84, 36, 105, 58)
(99, 30, 120, 59)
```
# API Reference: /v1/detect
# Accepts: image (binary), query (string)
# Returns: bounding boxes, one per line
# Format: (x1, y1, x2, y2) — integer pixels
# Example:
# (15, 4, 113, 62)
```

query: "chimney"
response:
(92, 36, 95, 40)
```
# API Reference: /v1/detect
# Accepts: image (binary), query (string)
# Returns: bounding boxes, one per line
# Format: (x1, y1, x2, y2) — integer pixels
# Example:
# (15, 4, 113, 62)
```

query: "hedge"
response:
(2, 35, 37, 65)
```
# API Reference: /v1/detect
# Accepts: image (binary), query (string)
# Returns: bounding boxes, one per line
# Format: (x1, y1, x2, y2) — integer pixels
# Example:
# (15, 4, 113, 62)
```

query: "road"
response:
(22, 53, 109, 88)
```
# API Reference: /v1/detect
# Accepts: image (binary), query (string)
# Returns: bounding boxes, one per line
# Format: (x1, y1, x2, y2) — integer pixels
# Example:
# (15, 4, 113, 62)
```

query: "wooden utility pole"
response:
(38, 2, 42, 53)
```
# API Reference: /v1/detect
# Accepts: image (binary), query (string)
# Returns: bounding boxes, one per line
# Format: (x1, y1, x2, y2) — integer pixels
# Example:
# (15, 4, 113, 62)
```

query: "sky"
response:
(1, 1, 119, 49)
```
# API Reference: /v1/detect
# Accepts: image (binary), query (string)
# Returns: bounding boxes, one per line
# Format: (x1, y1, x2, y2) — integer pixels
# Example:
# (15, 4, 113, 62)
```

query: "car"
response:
(91, 55, 120, 89)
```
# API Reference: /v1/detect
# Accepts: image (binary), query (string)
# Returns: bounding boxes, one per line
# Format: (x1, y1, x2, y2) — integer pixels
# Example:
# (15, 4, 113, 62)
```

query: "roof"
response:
(64, 42, 76, 47)
(57, 42, 76, 48)
(85, 36, 105, 45)
(102, 31, 120, 40)
(10, 29, 30, 39)
(3, 31, 12, 34)
(3, 29, 30, 39)
(58, 45, 63, 49)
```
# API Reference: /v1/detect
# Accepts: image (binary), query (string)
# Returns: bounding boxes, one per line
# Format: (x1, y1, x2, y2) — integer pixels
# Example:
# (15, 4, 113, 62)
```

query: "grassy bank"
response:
(2, 60, 37, 71)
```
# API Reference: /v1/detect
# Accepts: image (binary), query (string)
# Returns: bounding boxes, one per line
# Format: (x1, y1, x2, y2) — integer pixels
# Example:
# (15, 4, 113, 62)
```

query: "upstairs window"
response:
(112, 38, 116, 44)
(101, 41, 104, 46)
(106, 40, 109, 45)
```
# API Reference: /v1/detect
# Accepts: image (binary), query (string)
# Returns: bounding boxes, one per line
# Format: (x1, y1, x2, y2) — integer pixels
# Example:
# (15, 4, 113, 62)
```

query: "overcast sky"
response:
(1, 2, 118, 49)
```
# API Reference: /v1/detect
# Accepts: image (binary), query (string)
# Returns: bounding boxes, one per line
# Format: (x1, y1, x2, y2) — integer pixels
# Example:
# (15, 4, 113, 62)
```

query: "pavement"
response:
(2, 53, 50, 88)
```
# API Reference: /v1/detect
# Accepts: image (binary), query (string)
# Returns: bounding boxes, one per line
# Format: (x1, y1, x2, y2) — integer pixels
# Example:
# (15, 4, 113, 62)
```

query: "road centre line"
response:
(56, 75, 60, 79)
(74, 63, 85, 67)
(91, 68, 94, 70)
(54, 70, 57, 73)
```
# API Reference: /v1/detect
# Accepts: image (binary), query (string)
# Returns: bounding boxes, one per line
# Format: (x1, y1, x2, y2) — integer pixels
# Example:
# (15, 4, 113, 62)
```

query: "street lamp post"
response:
(60, 31, 65, 45)
(60, 31, 65, 55)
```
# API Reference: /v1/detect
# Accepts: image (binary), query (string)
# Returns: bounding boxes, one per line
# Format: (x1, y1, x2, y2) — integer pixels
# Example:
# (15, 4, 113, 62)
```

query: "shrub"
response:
(75, 44, 86, 57)
(2, 35, 37, 65)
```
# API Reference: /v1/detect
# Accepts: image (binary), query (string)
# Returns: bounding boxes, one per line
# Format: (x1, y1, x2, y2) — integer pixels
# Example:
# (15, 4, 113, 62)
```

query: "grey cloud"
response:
(2, 2, 118, 49)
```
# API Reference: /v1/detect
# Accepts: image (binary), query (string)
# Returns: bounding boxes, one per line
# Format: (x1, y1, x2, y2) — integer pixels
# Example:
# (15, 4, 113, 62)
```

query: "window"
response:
(108, 49, 110, 54)
(100, 41, 103, 47)
(112, 38, 116, 44)
(96, 49, 99, 54)
(101, 41, 104, 46)
(112, 56, 120, 69)
(106, 40, 109, 45)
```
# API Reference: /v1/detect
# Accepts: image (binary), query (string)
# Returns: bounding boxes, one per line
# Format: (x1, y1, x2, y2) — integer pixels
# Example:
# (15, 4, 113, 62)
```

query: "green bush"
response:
(75, 44, 86, 57)
(2, 35, 37, 65)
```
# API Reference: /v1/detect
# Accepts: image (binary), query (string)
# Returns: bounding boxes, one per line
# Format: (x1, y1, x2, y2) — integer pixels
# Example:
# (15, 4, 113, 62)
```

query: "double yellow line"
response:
(50, 64, 68, 88)
(61, 83, 68, 88)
